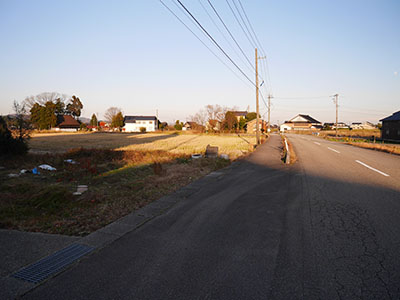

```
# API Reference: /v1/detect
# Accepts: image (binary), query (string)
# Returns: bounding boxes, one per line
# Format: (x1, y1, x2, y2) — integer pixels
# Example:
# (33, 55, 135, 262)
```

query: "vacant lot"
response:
(29, 132, 255, 159)
(1, 132, 256, 236)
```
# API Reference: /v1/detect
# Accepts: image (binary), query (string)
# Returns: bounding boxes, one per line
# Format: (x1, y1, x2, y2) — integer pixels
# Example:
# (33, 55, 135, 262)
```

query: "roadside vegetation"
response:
(0, 133, 255, 236)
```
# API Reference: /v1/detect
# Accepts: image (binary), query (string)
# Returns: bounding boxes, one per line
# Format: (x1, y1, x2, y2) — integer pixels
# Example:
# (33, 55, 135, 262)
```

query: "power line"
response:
(225, 0, 256, 49)
(159, 0, 252, 89)
(175, 0, 256, 86)
(273, 96, 331, 100)
(197, 0, 253, 75)
(206, 0, 255, 73)
(231, 0, 258, 49)
(237, 0, 266, 56)
(235, 0, 272, 93)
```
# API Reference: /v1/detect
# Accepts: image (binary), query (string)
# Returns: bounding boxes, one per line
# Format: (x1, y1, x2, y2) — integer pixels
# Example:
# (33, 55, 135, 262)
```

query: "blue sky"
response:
(0, 0, 399, 124)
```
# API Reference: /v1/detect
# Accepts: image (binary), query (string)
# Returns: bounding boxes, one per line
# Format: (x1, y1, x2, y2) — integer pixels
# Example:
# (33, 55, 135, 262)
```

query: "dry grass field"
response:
(1, 132, 257, 235)
(29, 132, 256, 159)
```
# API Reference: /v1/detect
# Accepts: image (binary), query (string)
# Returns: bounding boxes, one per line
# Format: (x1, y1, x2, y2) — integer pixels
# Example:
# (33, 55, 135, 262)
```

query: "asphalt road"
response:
(23, 134, 400, 299)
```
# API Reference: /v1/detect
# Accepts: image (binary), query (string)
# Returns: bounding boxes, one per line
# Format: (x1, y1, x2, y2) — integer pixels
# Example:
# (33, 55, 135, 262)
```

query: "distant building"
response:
(380, 111, 400, 141)
(350, 122, 376, 130)
(205, 119, 221, 132)
(123, 116, 158, 132)
(228, 111, 248, 122)
(54, 115, 80, 132)
(246, 119, 267, 133)
(324, 122, 350, 129)
(280, 114, 322, 132)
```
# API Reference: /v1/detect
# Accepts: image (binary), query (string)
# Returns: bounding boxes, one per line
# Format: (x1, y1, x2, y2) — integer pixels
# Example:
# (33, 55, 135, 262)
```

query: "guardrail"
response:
(283, 135, 290, 164)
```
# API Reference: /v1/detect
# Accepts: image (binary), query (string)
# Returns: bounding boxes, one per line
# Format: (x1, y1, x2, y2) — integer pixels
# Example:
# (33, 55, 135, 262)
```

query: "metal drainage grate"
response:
(12, 243, 94, 284)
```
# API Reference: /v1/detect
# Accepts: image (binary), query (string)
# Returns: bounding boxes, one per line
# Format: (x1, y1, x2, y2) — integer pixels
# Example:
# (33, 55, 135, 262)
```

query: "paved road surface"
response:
(23, 134, 400, 299)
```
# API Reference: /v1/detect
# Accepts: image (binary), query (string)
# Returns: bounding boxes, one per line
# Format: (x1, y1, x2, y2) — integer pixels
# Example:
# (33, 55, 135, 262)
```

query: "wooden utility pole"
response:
(255, 48, 260, 145)
(267, 94, 272, 133)
(333, 94, 339, 137)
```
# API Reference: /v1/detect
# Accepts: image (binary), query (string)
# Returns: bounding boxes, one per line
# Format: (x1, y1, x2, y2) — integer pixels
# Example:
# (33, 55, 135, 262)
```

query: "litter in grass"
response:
(32, 168, 40, 175)
(20, 169, 30, 174)
(73, 185, 88, 196)
(205, 145, 218, 158)
(39, 164, 57, 171)
(8, 173, 19, 178)
(191, 154, 202, 159)
(64, 159, 78, 164)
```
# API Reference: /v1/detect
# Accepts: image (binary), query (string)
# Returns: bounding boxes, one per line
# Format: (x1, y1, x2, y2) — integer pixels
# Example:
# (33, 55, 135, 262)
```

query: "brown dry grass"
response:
(346, 142, 400, 155)
(1, 132, 255, 235)
(319, 129, 381, 138)
(29, 132, 255, 159)
(0, 149, 230, 236)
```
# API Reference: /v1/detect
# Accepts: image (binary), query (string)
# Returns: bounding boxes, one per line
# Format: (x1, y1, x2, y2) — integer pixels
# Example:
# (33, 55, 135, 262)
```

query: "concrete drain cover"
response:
(12, 243, 94, 283)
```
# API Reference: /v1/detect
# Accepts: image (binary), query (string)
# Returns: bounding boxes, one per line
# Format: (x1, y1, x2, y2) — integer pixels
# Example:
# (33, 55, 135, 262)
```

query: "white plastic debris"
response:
(191, 154, 202, 159)
(20, 169, 29, 174)
(220, 154, 229, 160)
(73, 185, 88, 196)
(64, 159, 78, 164)
(8, 173, 19, 178)
(38, 164, 57, 171)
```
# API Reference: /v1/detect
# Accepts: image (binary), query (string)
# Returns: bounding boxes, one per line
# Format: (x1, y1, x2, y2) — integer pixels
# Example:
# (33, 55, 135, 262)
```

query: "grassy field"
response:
(1, 132, 256, 235)
(29, 132, 256, 159)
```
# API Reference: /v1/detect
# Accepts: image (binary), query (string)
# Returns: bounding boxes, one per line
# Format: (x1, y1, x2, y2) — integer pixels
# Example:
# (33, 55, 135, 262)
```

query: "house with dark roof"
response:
(228, 111, 248, 122)
(280, 114, 322, 132)
(123, 116, 158, 132)
(55, 115, 81, 132)
(380, 111, 400, 141)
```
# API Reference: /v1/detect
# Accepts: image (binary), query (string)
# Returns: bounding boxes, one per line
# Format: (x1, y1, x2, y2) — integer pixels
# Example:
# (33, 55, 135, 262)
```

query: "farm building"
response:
(123, 116, 158, 132)
(54, 115, 80, 132)
(380, 111, 400, 141)
(280, 114, 322, 132)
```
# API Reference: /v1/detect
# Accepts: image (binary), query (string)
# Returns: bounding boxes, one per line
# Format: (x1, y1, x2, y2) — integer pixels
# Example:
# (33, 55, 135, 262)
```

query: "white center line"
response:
(313, 142, 321, 145)
(328, 147, 340, 153)
(355, 160, 390, 177)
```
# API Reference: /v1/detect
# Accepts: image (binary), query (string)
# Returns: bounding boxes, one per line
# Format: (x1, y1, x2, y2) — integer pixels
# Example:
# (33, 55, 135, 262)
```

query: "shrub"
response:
(140, 127, 146, 133)
(0, 116, 28, 155)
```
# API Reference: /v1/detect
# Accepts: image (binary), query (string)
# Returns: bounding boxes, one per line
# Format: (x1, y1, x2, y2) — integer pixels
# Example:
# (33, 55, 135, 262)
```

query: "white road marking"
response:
(314, 142, 321, 145)
(355, 160, 390, 177)
(328, 147, 340, 153)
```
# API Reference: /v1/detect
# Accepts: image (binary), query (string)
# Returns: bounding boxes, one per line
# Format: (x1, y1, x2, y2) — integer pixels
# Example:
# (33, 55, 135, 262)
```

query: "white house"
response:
(280, 114, 322, 132)
(123, 116, 158, 132)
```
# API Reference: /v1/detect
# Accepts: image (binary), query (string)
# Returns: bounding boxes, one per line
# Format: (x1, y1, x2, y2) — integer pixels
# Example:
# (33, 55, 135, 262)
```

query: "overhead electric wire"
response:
(235, 0, 273, 94)
(225, 0, 256, 50)
(197, 0, 254, 75)
(206, 0, 255, 73)
(159, 0, 252, 89)
(231, 0, 258, 49)
(175, 0, 256, 86)
(237, 0, 266, 57)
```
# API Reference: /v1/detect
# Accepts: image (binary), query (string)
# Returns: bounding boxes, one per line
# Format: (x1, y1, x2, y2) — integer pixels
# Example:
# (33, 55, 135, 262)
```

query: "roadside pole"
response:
(255, 48, 260, 145)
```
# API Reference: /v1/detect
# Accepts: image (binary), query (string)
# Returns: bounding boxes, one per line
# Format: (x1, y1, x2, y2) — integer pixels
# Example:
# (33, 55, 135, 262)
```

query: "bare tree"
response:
(205, 104, 229, 122)
(188, 109, 207, 126)
(104, 107, 122, 124)
(12, 100, 31, 140)
(24, 92, 68, 109)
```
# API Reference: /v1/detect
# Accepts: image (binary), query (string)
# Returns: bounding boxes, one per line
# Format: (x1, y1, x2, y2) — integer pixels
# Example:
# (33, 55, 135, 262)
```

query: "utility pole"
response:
(333, 94, 339, 137)
(255, 48, 260, 145)
(267, 94, 272, 133)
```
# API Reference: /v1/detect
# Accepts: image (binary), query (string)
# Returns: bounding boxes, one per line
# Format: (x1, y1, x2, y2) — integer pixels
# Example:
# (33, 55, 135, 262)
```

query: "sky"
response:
(0, 0, 399, 124)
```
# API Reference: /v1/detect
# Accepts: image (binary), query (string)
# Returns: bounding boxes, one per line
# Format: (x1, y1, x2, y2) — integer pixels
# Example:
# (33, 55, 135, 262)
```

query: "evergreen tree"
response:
(111, 112, 124, 131)
(90, 113, 98, 127)
(66, 95, 83, 118)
